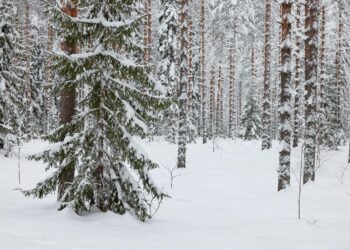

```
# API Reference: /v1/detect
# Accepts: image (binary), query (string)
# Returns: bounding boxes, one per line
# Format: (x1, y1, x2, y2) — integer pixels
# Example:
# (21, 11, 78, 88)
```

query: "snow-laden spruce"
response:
(0, 0, 24, 154)
(157, 0, 178, 144)
(23, 0, 168, 221)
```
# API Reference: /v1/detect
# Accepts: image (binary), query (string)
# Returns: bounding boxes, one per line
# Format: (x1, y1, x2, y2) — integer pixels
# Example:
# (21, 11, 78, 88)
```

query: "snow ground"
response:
(1, 138, 350, 250)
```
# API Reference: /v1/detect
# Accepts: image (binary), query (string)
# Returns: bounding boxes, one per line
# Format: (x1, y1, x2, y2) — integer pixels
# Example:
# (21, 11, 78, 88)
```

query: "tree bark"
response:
(177, 0, 188, 168)
(293, 1, 302, 148)
(262, 0, 272, 150)
(278, 1, 293, 191)
(200, 0, 207, 144)
(228, 34, 236, 139)
(303, 0, 318, 184)
(57, 0, 78, 201)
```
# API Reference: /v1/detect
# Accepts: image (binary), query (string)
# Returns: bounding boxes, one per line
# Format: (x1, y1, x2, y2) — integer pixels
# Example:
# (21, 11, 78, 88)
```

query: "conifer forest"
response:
(1, 0, 350, 249)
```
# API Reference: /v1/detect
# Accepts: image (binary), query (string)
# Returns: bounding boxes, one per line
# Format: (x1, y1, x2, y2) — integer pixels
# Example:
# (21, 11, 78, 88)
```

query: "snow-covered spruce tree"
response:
(0, 0, 24, 154)
(277, 0, 293, 192)
(177, 0, 188, 168)
(261, 0, 272, 150)
(157, 0, 178, 144)
(239, 48, 262, 141)
(303, 0, 318, 184)
(43, 1, 58, 135)
(26, 12, 46, 137)
(323, 8, 347, 150)
(23, 0, 167, 221)
(239, 87, 262, 140)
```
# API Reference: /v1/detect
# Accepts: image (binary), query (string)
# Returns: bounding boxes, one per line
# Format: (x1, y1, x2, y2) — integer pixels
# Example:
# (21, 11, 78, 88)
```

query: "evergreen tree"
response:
(0, 0, 24, 154)
(28, 13, 46, 137)
(23, 0, 167, 221)
(239, 47, 261, 141)
(239, 89, 262, 140)
(239, 50, 262, 141)
(157, 0, 178, 144)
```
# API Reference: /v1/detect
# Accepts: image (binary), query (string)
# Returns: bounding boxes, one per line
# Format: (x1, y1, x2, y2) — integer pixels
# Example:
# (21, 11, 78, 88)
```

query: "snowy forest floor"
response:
(1, 138, 350, 250)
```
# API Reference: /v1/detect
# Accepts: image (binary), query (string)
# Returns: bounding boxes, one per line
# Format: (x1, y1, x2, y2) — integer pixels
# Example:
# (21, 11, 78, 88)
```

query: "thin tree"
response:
(293, 0, 302, 148)
(187, 0, 197, 143)
(228, 34, 236, 139)
(216, 62, 223, 137)
(200, 0, 207, 144)
(303, 0, 318, 184)
(177, 0, 189, 168)
(335, 0, 345, 143)
(317, 3, 327, 146)
(262, 0, 272, 150)
(209, 66, 216, 140)
(24, 1, 32, 109)
(278, 0, 294, 191)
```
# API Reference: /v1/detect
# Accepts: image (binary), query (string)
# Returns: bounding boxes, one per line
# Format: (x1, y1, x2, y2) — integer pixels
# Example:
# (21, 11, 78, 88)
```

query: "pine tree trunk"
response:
(335, 3, 343, 139)
(278, 1, 293, 191)
(200, 0, 207, 144)
(318, 5, 326, 146)
(177, 0, 188, 168)
(187, 5, 194, 141)
(228, 35, 236, 139)
(209, 67, 216, 140)
(45, 14, 54, 134)
(303, 0, 318, 184)
(293, 0, 302, 148)
(262, 0, 272, 150)
(251, 48, 257, 100)
(237, 81, 242, 127)
(57, 1, 78, 201)
(216, 63, 223, 137)
(24, 0, 32, 136)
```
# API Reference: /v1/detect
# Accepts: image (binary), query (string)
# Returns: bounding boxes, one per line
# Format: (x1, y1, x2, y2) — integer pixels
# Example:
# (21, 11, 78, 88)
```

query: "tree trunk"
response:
(200, 0, 207, 144)
(187, 7, 193, 127)
(293, 0, 302, 148)
(209, 67, 216, 140)
(177, 0, 188, 168)
(262, 0, 272, 150)
(228, 35, 236, 139)
(303, 0, 318, 184)
(335, 3, 343, 138)
(57, 0, 78, 201)
(216, 63, 223, 137)
(278, 1, 293, 191)
(318, 5, 326, 146)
